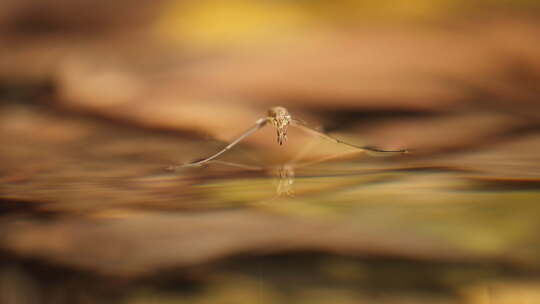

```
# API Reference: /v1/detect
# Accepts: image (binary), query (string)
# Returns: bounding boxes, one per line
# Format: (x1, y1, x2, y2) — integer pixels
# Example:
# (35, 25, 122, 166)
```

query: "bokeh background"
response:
(2, 1, 540, 303)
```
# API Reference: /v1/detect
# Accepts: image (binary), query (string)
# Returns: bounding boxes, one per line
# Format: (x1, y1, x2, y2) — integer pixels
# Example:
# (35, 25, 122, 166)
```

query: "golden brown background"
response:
(1, 1, 540, 303)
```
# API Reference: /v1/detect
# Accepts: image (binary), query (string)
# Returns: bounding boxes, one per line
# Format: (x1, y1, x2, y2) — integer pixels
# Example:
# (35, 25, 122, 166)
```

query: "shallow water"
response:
(2, 104, 540, 303)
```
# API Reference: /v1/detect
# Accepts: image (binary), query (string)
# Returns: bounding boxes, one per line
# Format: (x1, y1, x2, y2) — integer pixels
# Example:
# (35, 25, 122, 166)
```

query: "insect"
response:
(169, 106, 407, 169)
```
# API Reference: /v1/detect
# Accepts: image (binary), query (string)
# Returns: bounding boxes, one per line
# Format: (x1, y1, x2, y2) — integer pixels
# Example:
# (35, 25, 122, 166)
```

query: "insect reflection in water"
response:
(191, 144, 400, 198)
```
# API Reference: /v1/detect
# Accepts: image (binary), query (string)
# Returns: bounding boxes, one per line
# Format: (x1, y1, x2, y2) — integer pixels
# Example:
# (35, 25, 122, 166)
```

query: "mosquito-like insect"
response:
(169, 106, 407, 170)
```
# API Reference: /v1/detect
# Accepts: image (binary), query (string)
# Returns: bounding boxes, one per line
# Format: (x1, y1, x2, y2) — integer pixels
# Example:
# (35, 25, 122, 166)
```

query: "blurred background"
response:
(1, 0, 540, 303)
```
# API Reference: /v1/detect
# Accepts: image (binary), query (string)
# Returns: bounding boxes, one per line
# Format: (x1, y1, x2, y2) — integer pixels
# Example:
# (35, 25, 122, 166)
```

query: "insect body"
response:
(268, 106, 292, 145)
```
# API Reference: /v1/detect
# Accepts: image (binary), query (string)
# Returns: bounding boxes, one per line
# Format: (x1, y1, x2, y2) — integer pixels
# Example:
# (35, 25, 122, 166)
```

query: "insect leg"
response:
(291, 119, 408, 156)
(168, 118, 269, 170)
